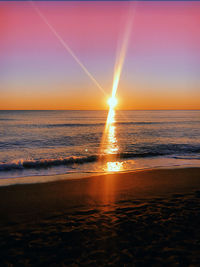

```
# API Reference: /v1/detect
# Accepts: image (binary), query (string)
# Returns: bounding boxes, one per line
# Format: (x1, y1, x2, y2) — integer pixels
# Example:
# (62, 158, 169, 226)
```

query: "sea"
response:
(0, 110, 200, 186)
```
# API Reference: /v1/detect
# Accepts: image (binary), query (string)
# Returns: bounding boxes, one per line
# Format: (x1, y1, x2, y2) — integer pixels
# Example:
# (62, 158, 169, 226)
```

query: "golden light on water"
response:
(99, 16, 133, 172)
(100, 85, 122, 172)
(101, 101, 124, 172)
(99, 15, 133, 172)
(104, 109, 118, 155)
(106, 161, 124, 172)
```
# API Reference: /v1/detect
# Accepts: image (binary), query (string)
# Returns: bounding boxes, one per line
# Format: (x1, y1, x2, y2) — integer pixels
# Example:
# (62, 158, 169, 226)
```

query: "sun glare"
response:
(99, 4, 134, 173)
(106, 161, 124, 172)
(107, 97, 118, 109)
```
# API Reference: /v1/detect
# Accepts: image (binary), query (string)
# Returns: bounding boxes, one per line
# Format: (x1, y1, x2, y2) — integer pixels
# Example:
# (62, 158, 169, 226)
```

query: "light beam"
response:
(30, 1, 107, 96)
(99, 4, 135, 172)
(107, 97, 118, 109)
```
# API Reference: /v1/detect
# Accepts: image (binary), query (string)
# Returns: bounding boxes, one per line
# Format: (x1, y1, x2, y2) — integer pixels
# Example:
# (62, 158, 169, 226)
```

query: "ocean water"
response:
(0, 110, 200, 185)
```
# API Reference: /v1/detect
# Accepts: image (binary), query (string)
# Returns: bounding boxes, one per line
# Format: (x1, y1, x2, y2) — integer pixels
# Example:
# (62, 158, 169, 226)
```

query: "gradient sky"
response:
(0, 1, 200, 110)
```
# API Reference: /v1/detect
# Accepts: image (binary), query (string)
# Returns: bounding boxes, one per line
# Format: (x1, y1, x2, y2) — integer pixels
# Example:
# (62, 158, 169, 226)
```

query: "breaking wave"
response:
(0, 156, 97, 171)
(1, 144, 200, 172)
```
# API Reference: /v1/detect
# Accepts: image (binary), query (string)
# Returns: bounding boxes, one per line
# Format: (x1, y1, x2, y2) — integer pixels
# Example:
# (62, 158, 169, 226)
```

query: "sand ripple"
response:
(0, 191, 200, 266)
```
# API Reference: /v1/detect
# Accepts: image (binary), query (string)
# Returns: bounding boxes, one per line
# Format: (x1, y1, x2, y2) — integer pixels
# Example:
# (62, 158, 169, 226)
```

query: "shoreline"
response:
(0, 167, 200, 224)
(1, 162, 200, 187)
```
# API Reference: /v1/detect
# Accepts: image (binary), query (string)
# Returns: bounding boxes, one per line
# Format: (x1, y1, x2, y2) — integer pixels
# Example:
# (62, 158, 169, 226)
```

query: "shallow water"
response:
(0, 110, 200, 183)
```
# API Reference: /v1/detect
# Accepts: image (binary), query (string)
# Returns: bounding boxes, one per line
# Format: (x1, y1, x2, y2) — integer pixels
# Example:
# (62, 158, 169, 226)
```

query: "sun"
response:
(107, 97, 118, 109)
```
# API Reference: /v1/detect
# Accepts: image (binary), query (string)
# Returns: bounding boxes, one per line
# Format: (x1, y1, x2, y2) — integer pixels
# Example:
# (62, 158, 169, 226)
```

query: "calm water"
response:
(0, 110, 200, 184)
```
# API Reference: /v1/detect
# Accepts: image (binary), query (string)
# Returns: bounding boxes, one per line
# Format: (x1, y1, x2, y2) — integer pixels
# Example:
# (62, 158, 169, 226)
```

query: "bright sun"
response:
(107, 97, 118, 108)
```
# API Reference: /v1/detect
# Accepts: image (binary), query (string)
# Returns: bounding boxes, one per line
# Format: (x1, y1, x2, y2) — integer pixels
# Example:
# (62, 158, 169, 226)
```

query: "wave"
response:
(0, 156, 98, 171)
(46, 122, 164, 127)
(1, 145, 200, 171)
(9, 120, 200, 129)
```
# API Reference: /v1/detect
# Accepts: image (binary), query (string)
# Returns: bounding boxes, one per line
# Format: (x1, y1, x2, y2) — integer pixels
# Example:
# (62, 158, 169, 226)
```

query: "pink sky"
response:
(0, 1, 200, 110)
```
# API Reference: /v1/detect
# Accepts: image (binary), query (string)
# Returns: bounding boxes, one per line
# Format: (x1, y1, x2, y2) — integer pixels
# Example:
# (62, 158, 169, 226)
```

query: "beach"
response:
(1, 0, 200, 265)
(0, 167, 200, 266)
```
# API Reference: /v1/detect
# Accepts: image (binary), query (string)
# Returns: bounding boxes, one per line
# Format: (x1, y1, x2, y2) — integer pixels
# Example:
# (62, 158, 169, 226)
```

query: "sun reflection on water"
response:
(105, 109, 118, 155)
(106, 161, 124, 172)
(100, 105, 124, 173)
(99, 3, 133, 173)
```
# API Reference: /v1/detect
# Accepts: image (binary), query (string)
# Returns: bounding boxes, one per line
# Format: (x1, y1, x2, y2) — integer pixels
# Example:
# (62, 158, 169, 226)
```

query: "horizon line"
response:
(1, 109, 200, 111)
(1, 0, 200, 1)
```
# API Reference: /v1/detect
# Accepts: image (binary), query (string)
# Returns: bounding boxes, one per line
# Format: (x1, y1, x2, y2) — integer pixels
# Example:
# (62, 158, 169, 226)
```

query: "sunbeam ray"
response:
(99, 2, 136, 172)
(30, 1, 107, 96)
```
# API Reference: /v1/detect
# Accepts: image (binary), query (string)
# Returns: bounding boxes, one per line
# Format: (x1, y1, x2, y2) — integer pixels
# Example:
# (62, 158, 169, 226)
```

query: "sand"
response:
(0, 167, 200, 266)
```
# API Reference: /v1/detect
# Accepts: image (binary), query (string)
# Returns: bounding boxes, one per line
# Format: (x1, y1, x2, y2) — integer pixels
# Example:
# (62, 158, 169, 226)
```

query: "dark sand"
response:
(0, 168, 200, 266)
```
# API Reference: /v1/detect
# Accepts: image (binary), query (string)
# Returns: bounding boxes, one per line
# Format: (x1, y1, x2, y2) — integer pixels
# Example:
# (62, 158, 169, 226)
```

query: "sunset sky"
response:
(0, 1, 200, 110)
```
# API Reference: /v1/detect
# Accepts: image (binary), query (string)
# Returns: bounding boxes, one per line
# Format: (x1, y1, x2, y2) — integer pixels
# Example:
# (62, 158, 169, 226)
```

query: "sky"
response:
(0, 1, 200, 110)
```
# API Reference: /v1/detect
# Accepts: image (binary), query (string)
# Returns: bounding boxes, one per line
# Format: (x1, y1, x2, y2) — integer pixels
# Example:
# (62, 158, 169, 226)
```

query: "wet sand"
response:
(0, 168, 200, 266)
